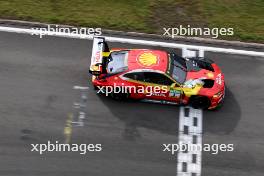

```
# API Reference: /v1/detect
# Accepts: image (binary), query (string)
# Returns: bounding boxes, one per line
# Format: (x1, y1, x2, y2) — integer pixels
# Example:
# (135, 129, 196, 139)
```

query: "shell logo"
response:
(137, 52, 159, 67)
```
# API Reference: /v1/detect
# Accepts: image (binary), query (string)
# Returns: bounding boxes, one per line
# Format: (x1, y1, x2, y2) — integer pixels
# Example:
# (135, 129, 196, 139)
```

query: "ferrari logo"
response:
(138, 52, 159, 67)
(207, 72, 214, 78)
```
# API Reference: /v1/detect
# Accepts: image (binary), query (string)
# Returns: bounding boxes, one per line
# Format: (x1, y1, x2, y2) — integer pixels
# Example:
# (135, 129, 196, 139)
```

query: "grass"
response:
(202, 0, 264, 42)
(0, 0, 263, 43)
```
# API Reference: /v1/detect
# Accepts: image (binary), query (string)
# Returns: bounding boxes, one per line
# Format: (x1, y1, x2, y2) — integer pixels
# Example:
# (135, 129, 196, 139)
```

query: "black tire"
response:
(93, 85, 99, 90)
(190, 96, 211, 109)
(110, 92, 130, 101)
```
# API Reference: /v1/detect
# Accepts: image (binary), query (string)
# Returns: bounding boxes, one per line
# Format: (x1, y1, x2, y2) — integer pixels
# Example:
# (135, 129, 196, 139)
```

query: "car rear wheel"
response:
(110, 92, 130, 101)
(190, 96, 211, 109)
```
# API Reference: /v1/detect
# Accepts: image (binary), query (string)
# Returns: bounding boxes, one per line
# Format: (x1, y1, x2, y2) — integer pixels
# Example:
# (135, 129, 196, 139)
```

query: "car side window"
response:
(123, 72, 145, 82)
(143, 72, 174, 86)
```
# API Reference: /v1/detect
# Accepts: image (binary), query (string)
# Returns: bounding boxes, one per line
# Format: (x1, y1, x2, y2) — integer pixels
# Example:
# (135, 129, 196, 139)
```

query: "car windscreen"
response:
(168, 53, 187, 84)
(106, 51, 128, 74)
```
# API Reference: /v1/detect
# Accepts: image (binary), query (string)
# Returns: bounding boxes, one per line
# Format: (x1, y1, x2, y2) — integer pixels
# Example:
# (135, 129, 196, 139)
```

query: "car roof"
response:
(126, 49, 169, 73)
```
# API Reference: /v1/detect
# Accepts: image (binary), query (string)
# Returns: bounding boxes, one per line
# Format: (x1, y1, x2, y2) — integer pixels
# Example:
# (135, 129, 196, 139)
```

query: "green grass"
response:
(202, 0, 264, 42)
(0, 0, 151, 30)
(0, 0, 263, 43)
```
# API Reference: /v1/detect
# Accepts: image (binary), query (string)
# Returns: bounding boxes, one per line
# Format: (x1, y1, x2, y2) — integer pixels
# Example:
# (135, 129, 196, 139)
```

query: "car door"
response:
(141, 72, 183, 103)
(121, 71, 147, 99)
(122, 71, 169, 99)
(122, 71, 183, 103)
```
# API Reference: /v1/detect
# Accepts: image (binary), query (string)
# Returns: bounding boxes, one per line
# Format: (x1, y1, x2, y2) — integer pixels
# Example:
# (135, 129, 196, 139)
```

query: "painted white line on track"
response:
(177, 107, 203, 176)
(0, 26, 263, 57)
(71, 85, 89, 127)
(73, 86, 89, 90)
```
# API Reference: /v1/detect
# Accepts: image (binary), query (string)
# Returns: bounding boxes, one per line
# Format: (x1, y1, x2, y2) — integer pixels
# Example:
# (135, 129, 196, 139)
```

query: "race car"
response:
(89, 37, 225, 110)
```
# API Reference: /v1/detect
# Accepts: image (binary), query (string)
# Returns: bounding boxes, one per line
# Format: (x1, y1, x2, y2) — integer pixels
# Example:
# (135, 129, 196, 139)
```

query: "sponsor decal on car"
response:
(216, 73, 222, 85)
(150, 93, 166, 97)
(183, 78, 204, 88)
(137, 52, 159, 67)
(169, 89, 181, 98)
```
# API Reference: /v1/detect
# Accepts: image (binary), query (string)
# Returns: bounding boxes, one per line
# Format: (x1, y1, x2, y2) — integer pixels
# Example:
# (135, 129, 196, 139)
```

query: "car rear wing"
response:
(89, 37, 109, 75)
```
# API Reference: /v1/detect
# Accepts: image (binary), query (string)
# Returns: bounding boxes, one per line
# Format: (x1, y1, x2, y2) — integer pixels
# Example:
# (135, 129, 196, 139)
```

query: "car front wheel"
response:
(190, 96, 211, 109)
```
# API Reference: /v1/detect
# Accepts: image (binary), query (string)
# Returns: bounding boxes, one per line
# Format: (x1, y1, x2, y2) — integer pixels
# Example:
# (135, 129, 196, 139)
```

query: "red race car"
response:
(89, 37, 225, 109)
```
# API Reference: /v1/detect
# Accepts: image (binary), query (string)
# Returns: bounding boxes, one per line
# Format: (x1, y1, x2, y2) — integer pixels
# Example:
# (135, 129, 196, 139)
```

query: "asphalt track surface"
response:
(0, 31, 264, 176)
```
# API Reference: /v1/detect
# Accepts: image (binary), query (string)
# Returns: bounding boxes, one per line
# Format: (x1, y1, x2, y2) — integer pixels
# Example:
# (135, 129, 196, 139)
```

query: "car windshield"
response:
(169, 53, 187, 84)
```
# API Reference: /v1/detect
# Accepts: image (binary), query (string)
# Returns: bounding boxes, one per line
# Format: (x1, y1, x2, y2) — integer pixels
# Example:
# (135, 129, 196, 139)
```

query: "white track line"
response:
(0, 26, 263, 57)
(177, 107, 203, 176)
(73, 86, 89, 90)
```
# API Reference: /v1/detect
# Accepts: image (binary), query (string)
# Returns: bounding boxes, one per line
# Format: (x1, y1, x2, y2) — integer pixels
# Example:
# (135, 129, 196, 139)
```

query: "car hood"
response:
(184, 63, 224, 89)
